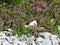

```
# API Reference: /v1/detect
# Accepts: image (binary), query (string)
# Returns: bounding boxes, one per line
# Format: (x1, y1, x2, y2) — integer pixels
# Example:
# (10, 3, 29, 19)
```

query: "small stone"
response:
(7, 28, 12, 32)
(24, 20, 37, 28)
(50, 18, 55, 23)
(29, 20, 37, 26)
(24, 25, 29, 28)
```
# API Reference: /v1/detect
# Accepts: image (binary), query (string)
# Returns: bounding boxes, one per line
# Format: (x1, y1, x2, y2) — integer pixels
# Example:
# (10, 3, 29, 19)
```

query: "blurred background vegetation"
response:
(0, 0, 60, 36)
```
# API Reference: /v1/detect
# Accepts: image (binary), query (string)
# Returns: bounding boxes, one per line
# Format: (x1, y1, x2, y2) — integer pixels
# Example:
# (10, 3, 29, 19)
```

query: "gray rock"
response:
(36, 37, 44, 45)
(3, 40, 12, 45)
(42, 39, 52, 45)
(0, 30, 60, 45)
(57, 35, 60, 44)
(50, 35, 59, 45)
(39, 32, 52, 39)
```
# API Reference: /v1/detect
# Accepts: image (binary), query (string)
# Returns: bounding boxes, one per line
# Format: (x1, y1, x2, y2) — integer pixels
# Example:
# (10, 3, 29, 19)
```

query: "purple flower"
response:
(22, 13, 26, 17)
(2, 2, 6, 6)
(0, 18, 3, 27)
(36, 7, 42, 12)
(43, 3, 46, 7)
(38, 1, 47, 8)
(41, 1, 47, 8)
(0, 23, 3, 27)
(58, 0, 60, 2)
(0, 18, 2, 21)
(6, 19, 14, 23)
(14, 7, 21, 13)
(32, 26, 38, 30)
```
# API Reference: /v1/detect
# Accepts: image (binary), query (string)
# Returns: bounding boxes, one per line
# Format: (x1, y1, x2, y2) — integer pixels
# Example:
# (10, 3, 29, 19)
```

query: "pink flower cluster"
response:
(36, 7, 42, 12)
(6, 19, 14, 23)
(36, 1, 47, 12)
(38, 1, 47, 8)
(58, 0, 60, 2)
(14, 7, 21, 13)
(32, 26, 38, 30)
(0, 18, 3, 27)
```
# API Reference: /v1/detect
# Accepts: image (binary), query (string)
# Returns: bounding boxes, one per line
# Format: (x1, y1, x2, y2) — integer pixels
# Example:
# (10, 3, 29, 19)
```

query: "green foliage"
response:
(53, 0, 58, 4)
(12, 28, 31, 36)
(0, 0, 60, 36)
(12, 0, 25, 5)
(1, 0, 25, 5)
(53, 26, 60, 34)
